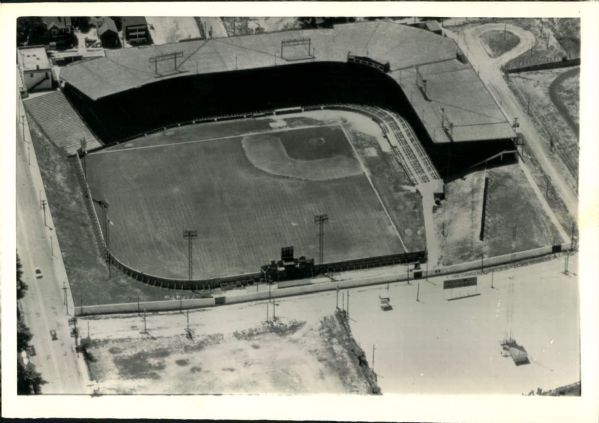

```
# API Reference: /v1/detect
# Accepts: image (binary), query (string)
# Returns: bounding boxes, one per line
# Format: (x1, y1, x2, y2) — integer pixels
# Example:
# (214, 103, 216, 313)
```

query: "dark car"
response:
(35, 268, 43, 279)
(50, 329, 57, 340)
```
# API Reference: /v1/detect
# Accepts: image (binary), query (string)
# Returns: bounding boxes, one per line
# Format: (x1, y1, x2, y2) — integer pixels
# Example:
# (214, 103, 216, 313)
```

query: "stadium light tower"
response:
(183, 230, 198, 281)
(314, 213, 329, 265)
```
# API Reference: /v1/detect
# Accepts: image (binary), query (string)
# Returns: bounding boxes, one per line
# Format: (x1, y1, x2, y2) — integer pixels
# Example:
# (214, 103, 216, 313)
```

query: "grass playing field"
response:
(87, 117, 407, 281)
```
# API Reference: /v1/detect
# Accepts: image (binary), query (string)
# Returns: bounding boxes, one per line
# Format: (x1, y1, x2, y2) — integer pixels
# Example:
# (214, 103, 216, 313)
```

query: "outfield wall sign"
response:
(443, 277, 477, 290)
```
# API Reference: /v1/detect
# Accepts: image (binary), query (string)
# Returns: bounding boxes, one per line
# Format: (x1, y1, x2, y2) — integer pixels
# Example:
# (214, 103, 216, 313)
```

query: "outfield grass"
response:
(87, 120, 406, 280)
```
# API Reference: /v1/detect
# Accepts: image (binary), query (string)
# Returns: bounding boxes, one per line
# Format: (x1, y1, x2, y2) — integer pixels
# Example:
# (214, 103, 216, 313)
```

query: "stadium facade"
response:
(60, 21, 518, 178)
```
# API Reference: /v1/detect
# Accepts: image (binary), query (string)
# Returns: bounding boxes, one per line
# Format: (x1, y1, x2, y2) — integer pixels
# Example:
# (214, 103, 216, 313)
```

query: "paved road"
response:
(16, 102, 89, 394)
(447, 23, 578, 221)
(198, 17, 228, 38)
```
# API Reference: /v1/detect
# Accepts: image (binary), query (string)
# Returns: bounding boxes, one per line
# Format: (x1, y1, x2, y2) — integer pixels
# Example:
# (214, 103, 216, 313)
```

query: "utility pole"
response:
(63, 281, 68, 307)
(372, 344, 376, 372)
(564, 251, 570, 275)
(336, 286, 339, 309)
(137, 296, 140, 315)
(186, 310, 190, 332)
(183, 230, 198, 281)
(346, 290, 350, 318)
(407, 265, 411, 285)
(416, 280, 420, 302)
(491, 270, 495, 289)
(142, 309, 147, 333)
(314, 214, 329, 266)
(266, 301, 270, 323)
(80, 137, 88, 180)
(570, 222, 577, 250)
(272, 299, 277, 321)
(41, 200, 47, 226)
(480, 253, 484, 274)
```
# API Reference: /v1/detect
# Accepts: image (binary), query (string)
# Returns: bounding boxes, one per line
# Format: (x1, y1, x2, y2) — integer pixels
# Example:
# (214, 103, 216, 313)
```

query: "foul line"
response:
(339, 124, 409, 253)
(90, 123, 341, 155)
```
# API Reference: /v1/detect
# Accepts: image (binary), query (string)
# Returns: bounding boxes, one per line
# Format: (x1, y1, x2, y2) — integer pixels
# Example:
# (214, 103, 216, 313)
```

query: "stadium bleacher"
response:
(23, 91, 101, 155)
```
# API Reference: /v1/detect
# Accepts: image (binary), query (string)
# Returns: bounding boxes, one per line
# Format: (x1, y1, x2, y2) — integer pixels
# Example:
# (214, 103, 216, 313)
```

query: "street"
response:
(16, 99, 89, 394)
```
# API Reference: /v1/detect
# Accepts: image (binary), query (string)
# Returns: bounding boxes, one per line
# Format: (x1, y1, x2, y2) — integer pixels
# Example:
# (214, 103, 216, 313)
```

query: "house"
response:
(97, 17, 120, 49)
(40, 17, 76, 49)
(41, 17, 73, 36)
(18, 46, 53, 92)
(122, 16, 151, 45)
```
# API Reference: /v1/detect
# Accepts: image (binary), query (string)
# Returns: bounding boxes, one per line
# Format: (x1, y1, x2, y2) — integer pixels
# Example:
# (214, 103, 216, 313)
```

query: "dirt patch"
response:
(232, 320, 305, 340)
(503, 18, 572, 70)
(481, 30, 520, 58)
(507, 68, 578, 181)
(484, 165, 561, 255)
(87, 314, 377, 394)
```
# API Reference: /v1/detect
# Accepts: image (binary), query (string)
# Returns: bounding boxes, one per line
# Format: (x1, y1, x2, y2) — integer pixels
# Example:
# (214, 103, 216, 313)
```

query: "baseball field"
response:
(86, 115, 411, 281)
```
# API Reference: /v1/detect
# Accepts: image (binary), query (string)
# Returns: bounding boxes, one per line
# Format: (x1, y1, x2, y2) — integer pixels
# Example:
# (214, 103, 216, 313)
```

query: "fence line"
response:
(75, 243, 572, 316)
(505, 58, 580, 74)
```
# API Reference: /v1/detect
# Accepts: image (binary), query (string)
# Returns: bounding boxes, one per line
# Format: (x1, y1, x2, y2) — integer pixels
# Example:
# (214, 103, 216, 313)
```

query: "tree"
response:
(17, 361, 46, 394)
(17, 254, 28, 300)
(17, 319, 32, 353)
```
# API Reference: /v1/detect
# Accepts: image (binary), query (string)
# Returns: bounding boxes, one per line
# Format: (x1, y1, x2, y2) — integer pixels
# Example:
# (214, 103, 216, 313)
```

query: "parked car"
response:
(50, 329, 57, 340)
(35, 268, 43, 279)
(27, 345, 36, 356)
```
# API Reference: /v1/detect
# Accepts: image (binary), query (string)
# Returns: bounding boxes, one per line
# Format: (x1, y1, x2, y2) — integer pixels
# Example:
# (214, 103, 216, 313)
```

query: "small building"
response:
(97, 17, 120, 49)
(122, 16, 151, 45)
(41, 17, 73, 36)
(18, 46, 53, 92)
(40, 17, 75, 50)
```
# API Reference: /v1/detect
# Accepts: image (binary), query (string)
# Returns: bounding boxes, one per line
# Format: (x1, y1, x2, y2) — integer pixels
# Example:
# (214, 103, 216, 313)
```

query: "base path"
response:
(447, 23, 578, 221)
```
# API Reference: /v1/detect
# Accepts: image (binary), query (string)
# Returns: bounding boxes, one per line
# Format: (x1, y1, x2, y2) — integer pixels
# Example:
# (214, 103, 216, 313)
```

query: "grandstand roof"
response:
(60, 21, 514, 143)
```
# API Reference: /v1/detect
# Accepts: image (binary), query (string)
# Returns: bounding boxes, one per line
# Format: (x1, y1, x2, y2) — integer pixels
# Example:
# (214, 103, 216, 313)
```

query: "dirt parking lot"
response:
(85, 309, 376, 394)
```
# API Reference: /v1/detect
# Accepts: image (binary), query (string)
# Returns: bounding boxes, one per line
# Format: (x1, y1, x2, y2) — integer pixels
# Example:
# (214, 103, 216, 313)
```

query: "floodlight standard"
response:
(314, 213, 329, 266)
(97, 200, 111, 279)
(183, 230, 198, 281)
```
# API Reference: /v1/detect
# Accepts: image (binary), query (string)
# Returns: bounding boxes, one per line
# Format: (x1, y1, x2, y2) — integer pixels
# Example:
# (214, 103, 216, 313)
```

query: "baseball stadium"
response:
(26, 21, 519, 291)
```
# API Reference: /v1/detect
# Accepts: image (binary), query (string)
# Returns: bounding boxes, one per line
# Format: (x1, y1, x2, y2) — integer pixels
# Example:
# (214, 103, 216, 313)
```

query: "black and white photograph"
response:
(2, 2, 598, 422)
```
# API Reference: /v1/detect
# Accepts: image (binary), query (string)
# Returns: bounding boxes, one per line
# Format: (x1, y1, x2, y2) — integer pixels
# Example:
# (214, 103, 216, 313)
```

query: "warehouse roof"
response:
(60, 21, 514, 143)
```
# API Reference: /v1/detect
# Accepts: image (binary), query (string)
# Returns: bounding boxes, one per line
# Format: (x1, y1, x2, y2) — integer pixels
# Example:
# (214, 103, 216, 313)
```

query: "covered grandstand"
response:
(59, 20, 517, 177)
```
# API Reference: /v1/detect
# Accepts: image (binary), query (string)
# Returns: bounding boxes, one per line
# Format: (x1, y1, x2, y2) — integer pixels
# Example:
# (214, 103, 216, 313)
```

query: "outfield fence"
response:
(75, 242, 572, 316)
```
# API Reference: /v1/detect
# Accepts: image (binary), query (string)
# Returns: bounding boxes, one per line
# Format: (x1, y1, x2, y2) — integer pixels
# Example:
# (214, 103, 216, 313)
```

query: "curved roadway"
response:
(447, 23, 578, 221)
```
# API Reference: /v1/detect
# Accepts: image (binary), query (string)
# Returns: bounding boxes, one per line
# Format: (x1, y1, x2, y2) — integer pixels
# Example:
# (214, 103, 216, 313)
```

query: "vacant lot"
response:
(435, 163, 562, 265)
(87, 117, 405, 280)
(481, 29, 520, 58)
(86, 313, 376, 394)
(508, 68, 579, 180)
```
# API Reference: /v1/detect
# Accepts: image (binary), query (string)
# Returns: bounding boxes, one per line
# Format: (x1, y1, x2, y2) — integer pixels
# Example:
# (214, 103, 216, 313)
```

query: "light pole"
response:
(183, 230, 198, 281)
(98, 200, 111, 279)
(314, 213, 329, 266)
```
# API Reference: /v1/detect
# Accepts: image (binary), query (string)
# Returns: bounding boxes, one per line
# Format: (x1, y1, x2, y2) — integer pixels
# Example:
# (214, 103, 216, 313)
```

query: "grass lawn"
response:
(480, 29, 521, 58)
(87, 120, 406, 280)
(485, 164, 562, 255)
